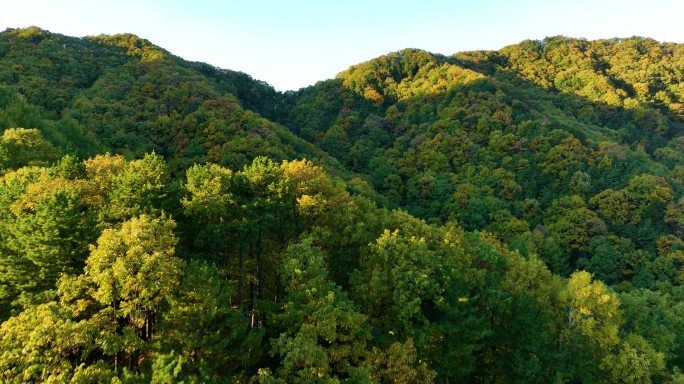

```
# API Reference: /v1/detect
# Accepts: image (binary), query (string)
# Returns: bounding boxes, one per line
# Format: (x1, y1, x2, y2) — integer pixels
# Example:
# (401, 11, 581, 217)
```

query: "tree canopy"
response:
(2, 27, 684, 382)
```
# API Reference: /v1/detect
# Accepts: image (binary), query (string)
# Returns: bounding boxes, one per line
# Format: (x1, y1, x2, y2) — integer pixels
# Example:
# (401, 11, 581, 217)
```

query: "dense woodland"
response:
(2, 26, 684, 382)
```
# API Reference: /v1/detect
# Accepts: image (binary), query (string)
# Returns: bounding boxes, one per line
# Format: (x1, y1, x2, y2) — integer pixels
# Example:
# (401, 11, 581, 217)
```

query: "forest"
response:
(1, 26, 684, 383)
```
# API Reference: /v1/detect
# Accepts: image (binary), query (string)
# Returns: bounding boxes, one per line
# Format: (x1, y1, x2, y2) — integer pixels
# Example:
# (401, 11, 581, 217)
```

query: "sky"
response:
(2, 0, 684, 91)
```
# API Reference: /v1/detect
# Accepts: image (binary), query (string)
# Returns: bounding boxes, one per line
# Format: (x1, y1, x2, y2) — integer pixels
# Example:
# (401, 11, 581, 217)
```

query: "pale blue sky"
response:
(2, 0, 683, 90)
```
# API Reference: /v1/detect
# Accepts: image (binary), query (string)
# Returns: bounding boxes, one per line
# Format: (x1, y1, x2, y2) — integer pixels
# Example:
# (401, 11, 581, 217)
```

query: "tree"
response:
(59, 214, 183, 376)
(620, 289, 684, 368)
(81, 153, 126, 209)
(237, 157, 296, 308)
(560, 271, 622, 382)
(0, 302, 119, 383)
(601, 334, 666, 384)
(84, 214, 182, 337)
(182, 163, 236, 224)
(107, 152, 170, 221)
(282, 159, 337, 224)
(626, 174, 674, 218)
(351, 228, 441, 337)
(665, 197, 684, 238)
(0, 164, 97, 313)
(366, 338, 435, 384)
(350, 220, 494, 381)
(154, 261, 261, 382)
(577, 235, 631, 284)
(0, 128, 60, 170)
(569, 171, 591, 196)
(540, 136, 586, 182)
(269, 240, 370, 382)
(589, 189, 638, 225)
(8, 187, 96, 308)
(0, 215, 183, 382)
(543, 195, 606, 266)
(564, 271, 621, 348)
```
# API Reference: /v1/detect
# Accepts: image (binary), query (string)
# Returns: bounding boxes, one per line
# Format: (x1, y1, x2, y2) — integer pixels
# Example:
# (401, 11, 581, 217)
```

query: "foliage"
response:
(1, 27, 684, 382)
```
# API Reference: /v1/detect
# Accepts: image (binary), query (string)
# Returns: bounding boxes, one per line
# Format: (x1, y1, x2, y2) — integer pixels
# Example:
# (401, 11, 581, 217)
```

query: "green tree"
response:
(560, 271, 622, 382)
(351, 228, 441, 337)
(540, 136, 586, 182)
(366, 338, 435, 384)
(0, 128, 60, 171)
(108, 152, 170, 221)
(601, 334, 666, 384)
(0, 302, 116, 383)
(0, 166, 96, 313)
(589, 189, 639, 225)
(8, 188, 96, 308)
(665, 197, 684, 238)
(620, 289, 684, 368)
(84, 214, 182, 338)
(154, 261, 260, 382)
(270, 240, 370, 383)
(0, 215, 182, 382)
(543, 195, 606, 267)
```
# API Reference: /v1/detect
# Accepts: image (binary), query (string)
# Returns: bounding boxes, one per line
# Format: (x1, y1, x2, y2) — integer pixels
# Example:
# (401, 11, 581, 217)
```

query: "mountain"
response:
(276, 39, 684, 273)
(0, 26, 342, 173)
(1, 27, 684, 382)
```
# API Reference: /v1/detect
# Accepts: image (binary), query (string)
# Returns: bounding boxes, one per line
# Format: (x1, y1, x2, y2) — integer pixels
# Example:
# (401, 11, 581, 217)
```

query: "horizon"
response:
(3, 0, 684, 91)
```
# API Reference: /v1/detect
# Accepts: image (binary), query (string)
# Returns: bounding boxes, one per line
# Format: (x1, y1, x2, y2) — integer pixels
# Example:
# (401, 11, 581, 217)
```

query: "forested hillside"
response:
(2, 27, 684, 383)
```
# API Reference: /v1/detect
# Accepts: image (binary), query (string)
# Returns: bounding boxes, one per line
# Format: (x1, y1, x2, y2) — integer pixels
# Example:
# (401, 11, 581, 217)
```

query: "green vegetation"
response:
(2, 27, 684, 382)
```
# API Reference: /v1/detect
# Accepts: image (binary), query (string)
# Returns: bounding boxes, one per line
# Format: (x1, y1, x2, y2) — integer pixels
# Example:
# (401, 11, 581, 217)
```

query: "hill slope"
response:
(278, 38, 684, 282)
(2, 28, 684, 382)
(0, 26, 341, 172)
